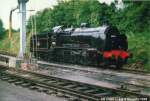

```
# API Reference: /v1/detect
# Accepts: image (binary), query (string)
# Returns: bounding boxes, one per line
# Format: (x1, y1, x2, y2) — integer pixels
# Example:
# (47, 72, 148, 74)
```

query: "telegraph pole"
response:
(18, 0, 29, 58)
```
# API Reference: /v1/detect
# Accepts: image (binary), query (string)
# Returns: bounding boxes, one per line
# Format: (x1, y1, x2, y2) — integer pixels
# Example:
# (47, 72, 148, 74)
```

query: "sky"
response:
(0, 0, 115, 30)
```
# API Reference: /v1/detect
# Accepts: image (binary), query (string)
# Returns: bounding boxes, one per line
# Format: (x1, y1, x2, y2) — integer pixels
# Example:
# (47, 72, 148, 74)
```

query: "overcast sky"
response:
(0, 0, 114, 30)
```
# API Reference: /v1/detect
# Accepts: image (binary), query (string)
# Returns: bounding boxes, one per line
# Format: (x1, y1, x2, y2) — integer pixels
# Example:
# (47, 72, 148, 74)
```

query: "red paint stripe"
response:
(103, 50, 129, 60)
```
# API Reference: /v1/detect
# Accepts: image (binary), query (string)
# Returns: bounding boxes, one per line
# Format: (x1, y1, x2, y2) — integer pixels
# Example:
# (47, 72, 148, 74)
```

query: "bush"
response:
(127, 32, 150, 70)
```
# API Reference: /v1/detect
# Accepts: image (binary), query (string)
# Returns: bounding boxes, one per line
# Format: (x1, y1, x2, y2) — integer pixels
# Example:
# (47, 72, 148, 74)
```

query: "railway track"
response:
(0, 66, 149, 101)
(0, 52, 150, 75)
(38, 61, 150, 78)
(37, 63, 150, 94)
(0, 53, 150, 100)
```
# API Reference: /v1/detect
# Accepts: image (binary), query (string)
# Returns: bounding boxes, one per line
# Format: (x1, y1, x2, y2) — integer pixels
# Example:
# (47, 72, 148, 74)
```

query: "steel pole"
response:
(18, 2, 26, 58)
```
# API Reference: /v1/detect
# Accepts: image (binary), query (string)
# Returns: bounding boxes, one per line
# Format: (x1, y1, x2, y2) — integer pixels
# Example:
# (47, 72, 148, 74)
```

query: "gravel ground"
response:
(0, 80, 67, 101)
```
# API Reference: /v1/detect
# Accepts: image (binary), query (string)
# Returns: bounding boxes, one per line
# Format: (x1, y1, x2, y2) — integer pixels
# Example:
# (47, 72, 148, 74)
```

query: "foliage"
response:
(127, 32, 150, 69)
(0, 31, 31, 55)
(115, 1, 150, 33)
(27, 0, 116, 33)
(27, 1, 150, 33)
(0, 19, 5, 39)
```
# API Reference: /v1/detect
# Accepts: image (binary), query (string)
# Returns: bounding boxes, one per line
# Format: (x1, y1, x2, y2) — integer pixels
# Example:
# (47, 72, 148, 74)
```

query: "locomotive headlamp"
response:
(37, 42, 40, 46)
(52, 42, 56, 46)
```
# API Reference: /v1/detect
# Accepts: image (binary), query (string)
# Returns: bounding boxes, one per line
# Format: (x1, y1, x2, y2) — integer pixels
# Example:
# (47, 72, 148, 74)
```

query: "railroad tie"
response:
(1, 77, 10, 80)
(7, 79, 18, 83)
(47, 80, 58, 83)
(83, 89, 97, 93)
(63, 84, 78, 88)
(21, 83, 32, 87)
(93, 92, 112, 97)
(75, 87, 89, 91)
(14, 81, 26, 85)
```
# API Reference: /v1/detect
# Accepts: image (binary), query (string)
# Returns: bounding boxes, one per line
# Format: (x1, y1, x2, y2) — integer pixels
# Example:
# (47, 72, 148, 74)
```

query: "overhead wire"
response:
(34, 14, 38, 59)
(29, 0, 38, 60)
(31, 14, 35, 59)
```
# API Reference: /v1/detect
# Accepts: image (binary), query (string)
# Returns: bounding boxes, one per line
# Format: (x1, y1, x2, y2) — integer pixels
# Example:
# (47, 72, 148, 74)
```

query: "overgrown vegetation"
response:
(0, 0, 149, 70)
(0, 19, 5, 39)
(0, 30, 31, 55)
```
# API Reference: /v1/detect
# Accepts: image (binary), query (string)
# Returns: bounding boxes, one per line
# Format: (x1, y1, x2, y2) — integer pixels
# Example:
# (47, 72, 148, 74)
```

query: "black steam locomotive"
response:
(30, 24, 130, 68)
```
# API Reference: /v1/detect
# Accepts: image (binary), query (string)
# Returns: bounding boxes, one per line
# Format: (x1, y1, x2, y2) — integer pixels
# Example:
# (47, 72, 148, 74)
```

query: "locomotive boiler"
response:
(30, 24, 130, 68)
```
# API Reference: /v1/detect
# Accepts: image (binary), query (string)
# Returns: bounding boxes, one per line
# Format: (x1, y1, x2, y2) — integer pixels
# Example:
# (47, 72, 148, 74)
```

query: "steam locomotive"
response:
(30, 24, 130, 68)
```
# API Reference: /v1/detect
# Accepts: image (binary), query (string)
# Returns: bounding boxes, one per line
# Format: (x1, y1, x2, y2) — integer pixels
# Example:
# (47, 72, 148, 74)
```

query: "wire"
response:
(31, 15, 35, 58)
(34, 15, 38, 59)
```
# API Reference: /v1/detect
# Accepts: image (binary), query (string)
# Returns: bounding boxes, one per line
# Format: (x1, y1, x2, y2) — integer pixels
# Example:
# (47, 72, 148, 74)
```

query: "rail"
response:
(0, 66, 149, 101)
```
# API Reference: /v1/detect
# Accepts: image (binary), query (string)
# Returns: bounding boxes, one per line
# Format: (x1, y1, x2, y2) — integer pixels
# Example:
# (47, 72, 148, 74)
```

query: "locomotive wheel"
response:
(80, 56, 89, 65)
(104, 58, 110, 67)
(73, 55, 80, 64)
(70, 55, 75, 64)
(116, 62, 122, 69)
(116, 58, 123, 69)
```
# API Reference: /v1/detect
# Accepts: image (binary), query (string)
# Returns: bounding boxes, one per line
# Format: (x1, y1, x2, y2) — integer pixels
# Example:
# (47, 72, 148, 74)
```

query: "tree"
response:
(27, 0, 150, 33)
(0, 19, 4, 34)
(116, 1, 150, 32)
(0, 19, 5, 39)
(27, 0, 116, 33)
